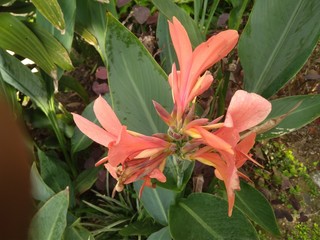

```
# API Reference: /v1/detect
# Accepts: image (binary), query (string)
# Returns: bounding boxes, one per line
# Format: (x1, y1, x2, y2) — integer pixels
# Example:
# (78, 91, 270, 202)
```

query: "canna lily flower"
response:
(72, 96, 174, 194)
(189, 90, 271, 216)
(168, 17, 239, 122)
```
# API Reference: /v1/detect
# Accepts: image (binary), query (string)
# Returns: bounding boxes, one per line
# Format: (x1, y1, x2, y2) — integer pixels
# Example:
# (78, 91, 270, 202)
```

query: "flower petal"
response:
(196, 126, 234, 155)
(93, 95, 122, 136)
(168, 16, 192, 90)
(187, 30, 239, 93)
(224, 90, 272, 132)
(72, 113, 114, 147)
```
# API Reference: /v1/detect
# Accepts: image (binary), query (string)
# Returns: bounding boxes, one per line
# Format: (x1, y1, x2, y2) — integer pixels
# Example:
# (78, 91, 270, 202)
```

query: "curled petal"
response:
(187, 71, 213, 103)
(224, 90, 272, 132)
(195, 126, 234, 155)
(187, 30, 239, 93)
(152, 100, 173, 126)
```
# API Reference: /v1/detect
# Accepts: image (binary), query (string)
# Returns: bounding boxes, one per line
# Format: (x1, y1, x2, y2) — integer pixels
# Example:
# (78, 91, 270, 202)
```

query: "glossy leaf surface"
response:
(258, 94, 320, 139)
(169, 193, 258, 240)
(239, 0, 320, 98)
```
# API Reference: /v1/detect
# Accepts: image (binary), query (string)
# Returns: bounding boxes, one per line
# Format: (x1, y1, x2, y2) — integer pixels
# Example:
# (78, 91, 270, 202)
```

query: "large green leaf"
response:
(239, 0, 320, 98)
(27, 23, 73, 71)
(134, 182, 176, 226)
(32, 0, 65, 32)
(169, 193, 258, 240)
(0, 49, 49, 113)
(156, 13, 178, 74)
(152, 0, 204, 47)
(258, 94, 320, 139)
(29, 188, 69, 240)
(30, 162, 55, 202)
(105, 13, 172, 134)
(37, 0, 76, 52)
(0, 13, 56, 76)
(38, 150, 72, 193)
(148, 226, 172, 240)
(235, 181, 280, 235)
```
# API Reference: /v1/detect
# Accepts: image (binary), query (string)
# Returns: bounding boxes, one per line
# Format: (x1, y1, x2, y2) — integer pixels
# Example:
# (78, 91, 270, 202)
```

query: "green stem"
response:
(172, 155, 183, 189)
(204, 0, 220, 35)
(47, 98, 77, 177)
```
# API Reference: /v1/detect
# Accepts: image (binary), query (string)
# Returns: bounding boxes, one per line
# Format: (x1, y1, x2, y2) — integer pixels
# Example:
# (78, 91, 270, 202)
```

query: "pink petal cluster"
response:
(73, 17, 271, 216)
(72, 96, 173, 197)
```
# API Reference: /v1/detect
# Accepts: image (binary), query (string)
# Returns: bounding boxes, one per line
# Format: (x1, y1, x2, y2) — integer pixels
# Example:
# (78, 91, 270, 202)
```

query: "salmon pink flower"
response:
(188, 90, 271, 216)
(168, 17, 239, 122)
(72, 96, 174, 194)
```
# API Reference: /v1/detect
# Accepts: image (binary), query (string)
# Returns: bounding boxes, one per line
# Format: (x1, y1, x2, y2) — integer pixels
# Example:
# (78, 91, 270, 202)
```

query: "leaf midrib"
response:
(254, 0, 304, 92)
(179, 202, 223, 239)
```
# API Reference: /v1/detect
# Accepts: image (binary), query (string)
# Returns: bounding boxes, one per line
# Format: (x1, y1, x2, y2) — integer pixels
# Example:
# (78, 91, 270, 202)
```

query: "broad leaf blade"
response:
(29, 188, 69, 240)
(152, 0, 204, 47)
(134, 182, 176, 226)
(30, 162, 55, 202)
(147, 226, 172, 240)
(32, 0, 65, 32)
(169, 193, 258, 240)
(235, 181, 280, 235)
(0, 13, 56, 76)
(38, 150, 72, 193)
(239, 0, 320, 98)
(105, 14, 172, 134)
(258, 94, 320, 140)
(37, 0, 76, 52)
(0, 49, 49, 113)
(27, 23, 73, 71)
(74, 166, 102, 195)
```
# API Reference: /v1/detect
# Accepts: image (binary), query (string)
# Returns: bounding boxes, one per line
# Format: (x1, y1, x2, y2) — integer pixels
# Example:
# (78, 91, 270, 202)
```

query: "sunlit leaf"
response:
(32, 0, 65, 32)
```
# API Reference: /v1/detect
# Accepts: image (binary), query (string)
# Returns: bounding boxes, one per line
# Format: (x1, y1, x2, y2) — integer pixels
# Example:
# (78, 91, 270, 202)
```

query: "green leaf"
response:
(75, 0, 108, 59)
(71, 94, 110, 153)
(74, 166, 103, 195)
(63, 221, 95, 240)
(258, 94, 320, 140)
(59, 75, 89, 103)
(239, 0, 320, 98)
(156, 13, 178, 74)
(228, 0, 249, 30)
(37, 0, 76, 52)
(27, 23, 74, 71)
(169, 193, 258, 240)
(0, 13, 57, 76)
(32, 0, 65, 32)
(38, 150, 72, 193)
(0, 49, 49, 113)
(106, 13, 172, 134)
(152, 0, 204, 47)
(119, 218, 163, 237)
(235, 181, 280, 235)
(30, 162, 55, 202)
(0, 0, 12, 5)
(134, 182, 176, 226)
(29, 188, 69, 240)
(148, 226, 172, 240)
